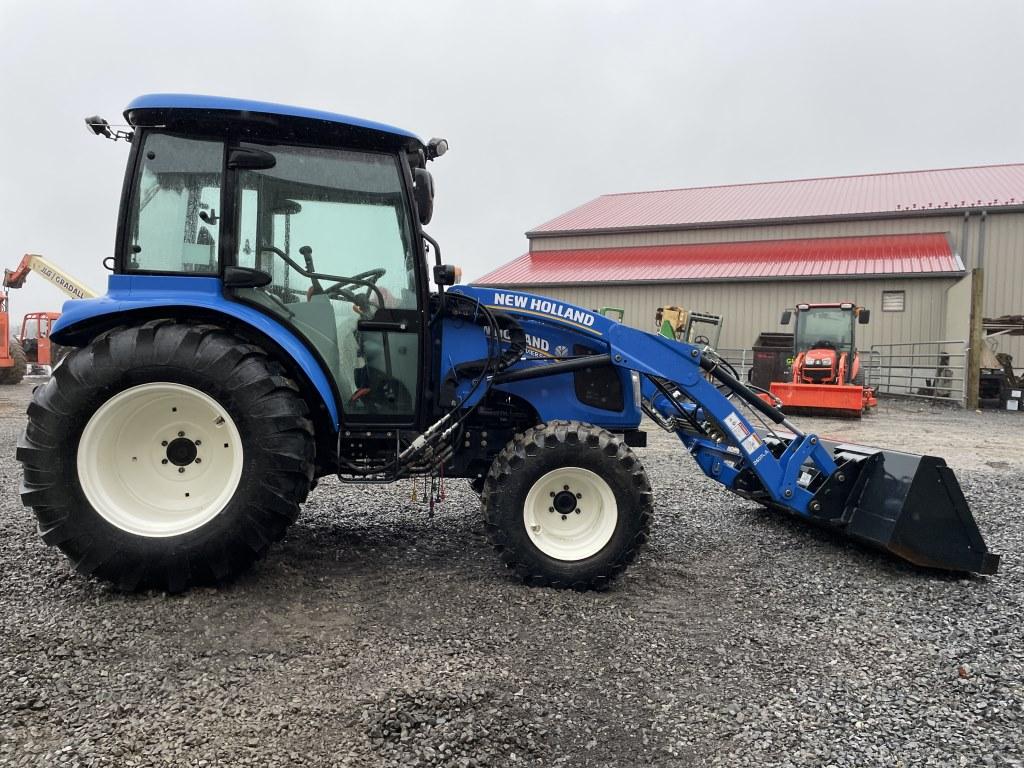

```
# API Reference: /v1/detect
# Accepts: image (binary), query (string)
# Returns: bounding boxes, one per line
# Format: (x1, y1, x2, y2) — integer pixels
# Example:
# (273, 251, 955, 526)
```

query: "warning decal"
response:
(723, 412, 751, 443)
(741, 432, 763, 454)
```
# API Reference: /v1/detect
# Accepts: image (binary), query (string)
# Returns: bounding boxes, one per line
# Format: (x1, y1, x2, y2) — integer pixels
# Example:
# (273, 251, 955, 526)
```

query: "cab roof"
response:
(124, 94, 423, 150)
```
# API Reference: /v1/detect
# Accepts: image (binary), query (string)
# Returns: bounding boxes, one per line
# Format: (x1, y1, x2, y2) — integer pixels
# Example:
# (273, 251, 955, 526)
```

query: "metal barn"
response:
(475, 164, 1024, 397)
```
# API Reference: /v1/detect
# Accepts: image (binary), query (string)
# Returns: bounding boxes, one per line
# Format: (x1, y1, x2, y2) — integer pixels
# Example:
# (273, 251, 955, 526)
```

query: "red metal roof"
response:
(529, 163, 1024, 235)
(474, 233, 962, 286)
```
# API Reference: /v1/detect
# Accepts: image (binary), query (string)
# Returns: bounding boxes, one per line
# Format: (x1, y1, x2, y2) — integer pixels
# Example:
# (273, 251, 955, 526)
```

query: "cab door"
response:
(226, 141, 423, 424)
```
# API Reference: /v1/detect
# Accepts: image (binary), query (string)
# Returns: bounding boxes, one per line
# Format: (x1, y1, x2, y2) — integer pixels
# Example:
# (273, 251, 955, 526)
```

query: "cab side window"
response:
(125, 134, 224, 274)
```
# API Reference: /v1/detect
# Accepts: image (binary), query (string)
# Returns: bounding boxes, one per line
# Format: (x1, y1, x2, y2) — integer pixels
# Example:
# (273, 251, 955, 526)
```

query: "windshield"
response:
(796, 308, 854, 351)
(236, 142, 417, 311)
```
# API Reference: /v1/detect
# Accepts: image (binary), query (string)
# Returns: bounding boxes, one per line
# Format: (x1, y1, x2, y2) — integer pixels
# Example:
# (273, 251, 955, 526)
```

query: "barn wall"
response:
(977, 212, 1024, 363)
(526, 277, 957, 352)
(523, 210, 1024, 364)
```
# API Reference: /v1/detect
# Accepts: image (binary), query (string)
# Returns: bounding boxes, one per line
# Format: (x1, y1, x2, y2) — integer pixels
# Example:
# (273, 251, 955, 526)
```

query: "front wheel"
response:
(482, 421, 653, 590)
(17, 320, 315, 592)
(0, 340, 27, 385)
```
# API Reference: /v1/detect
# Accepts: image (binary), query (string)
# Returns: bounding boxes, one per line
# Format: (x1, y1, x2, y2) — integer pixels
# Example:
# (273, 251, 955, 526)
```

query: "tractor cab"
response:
(18, 311, 63, 368)
(89, 95, 452, 430)
(781, 302, 869, 385)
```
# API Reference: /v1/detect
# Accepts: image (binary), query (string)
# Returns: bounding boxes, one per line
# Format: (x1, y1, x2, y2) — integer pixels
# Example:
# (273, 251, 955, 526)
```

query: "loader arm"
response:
(453, 286, 998, 575)
(4, 254, 98, 300)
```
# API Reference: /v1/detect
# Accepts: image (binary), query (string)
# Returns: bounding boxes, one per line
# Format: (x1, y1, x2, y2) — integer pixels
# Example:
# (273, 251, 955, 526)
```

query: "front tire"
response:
(0, 340, 27, 385)
(482, 421, 653, 589)
(17, 320, 315, 592)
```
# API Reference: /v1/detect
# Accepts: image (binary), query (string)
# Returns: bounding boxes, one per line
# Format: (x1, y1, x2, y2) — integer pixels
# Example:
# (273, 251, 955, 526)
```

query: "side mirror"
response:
(84, 115, 111, 138)
(858, 309, 871, 324)
(413, 168, 435, 225)
(780, 309, 792, 325)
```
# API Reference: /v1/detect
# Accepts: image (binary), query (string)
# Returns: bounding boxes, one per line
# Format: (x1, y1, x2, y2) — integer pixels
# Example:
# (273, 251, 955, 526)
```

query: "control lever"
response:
(299, 246, 324, 295)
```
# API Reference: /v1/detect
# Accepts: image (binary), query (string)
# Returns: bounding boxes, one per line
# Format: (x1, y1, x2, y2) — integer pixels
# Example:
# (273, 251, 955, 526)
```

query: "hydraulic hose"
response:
(698, 354, 797, 429)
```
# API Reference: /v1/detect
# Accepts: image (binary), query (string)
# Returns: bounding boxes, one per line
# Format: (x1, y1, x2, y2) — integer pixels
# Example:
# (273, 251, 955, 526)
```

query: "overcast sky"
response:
(1, 0, 1022, 314)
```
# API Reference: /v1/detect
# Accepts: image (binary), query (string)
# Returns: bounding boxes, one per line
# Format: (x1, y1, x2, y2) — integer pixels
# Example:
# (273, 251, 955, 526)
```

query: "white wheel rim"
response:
(76, 382, 244, 538)
(523, 467, 619, 561)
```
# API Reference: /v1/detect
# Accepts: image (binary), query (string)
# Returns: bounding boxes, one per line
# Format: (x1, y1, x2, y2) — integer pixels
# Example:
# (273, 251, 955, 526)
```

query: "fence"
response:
(863, 340, 967, 405)
(710, 341, 967, 406)
(716, 348, 752, 383)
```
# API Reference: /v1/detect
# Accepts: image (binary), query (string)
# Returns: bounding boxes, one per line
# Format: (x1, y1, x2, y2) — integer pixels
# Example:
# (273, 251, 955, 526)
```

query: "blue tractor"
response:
(18, 95, 999, 592)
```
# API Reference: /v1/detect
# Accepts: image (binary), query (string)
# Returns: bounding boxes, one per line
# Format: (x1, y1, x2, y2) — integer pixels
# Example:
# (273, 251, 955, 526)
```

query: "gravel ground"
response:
(1, 381, 1022, 767)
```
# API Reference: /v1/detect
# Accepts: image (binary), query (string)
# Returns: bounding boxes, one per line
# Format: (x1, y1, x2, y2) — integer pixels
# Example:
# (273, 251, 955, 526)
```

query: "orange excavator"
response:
(0, 254, 97, 383)
(764, 301, 877, 417)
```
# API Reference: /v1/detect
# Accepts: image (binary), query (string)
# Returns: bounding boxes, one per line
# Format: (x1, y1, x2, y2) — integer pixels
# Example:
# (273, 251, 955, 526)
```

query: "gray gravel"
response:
(1, 381, 1022, 767)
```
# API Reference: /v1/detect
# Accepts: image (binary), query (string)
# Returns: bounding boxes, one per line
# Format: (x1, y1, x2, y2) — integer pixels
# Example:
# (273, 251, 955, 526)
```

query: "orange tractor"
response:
(764, 302, 877, 417)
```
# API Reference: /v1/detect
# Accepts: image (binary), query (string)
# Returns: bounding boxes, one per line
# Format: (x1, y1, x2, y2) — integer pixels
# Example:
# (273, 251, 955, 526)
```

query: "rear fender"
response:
(51, 274, 339, 427)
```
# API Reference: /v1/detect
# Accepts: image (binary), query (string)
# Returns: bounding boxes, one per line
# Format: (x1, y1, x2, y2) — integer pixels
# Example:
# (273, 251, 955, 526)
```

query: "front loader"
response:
(16, 96, 999, 593)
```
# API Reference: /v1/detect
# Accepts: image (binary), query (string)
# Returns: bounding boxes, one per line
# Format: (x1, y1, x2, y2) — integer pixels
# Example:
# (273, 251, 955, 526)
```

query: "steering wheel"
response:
(693, 334, 711, 346)
(811, 339, 837, 350)
(259, 246, 387, 308)
(324, 268, 387, 312)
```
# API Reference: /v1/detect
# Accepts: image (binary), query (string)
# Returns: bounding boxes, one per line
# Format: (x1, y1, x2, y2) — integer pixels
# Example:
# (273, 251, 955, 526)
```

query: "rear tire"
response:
(49, 343, 71, 370)
(482, 421, 653, 590)
(17, 320, 315, 592)
(0, 340, 26, 385)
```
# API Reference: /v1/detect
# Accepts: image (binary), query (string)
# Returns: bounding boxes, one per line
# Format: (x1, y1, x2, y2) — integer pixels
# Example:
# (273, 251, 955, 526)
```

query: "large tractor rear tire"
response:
(482, 421, 653, 590)
(0, 340, 27, 385)
(17, 320, 315, 592)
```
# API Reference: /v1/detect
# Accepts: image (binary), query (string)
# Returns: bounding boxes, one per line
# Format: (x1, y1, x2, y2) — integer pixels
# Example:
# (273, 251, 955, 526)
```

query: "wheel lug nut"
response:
(549, 491, 555, 497)
(161, 459, 168, 465)
(575, 509, 581, 514)
(178, 431, 185, 437)
(561, 514, 567, 521)
(576, 493, 582, 499)
(195, 458, 202, 464)
(548, 507, 554, 513)
(195, 440, 201, 446)
(161, 440, 168, 447)
(563, 485, 569, 491)
(178, 467, 185, 474)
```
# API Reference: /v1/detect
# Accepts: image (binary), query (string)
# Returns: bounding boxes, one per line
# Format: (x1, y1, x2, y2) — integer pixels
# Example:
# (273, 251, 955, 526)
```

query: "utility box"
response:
(750, 332, 793, 390)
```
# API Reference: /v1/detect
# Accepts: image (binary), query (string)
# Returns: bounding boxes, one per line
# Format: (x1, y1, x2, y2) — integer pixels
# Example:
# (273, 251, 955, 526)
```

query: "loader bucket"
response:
(807, 444, 999, 574)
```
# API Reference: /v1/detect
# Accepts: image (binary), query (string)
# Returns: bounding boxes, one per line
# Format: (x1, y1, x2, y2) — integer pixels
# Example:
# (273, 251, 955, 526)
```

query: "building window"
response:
(881, 290, 905, 312)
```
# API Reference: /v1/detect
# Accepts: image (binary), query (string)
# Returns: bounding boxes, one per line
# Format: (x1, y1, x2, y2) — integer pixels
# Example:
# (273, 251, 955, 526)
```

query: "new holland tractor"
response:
(16, 95, 999, 592)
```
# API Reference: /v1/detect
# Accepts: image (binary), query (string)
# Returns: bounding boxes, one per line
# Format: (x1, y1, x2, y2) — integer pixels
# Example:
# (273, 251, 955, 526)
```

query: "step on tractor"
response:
(767, 302, 878, 417)
(16, 95, 999, 593)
